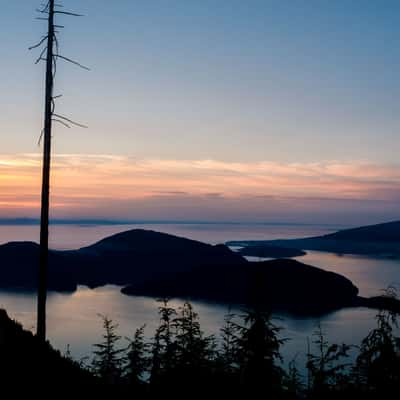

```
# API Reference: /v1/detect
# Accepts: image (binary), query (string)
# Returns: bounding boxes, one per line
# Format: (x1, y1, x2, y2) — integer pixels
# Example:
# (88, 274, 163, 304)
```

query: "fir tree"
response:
(283, 357, 305, 399)
(92, 315, 125, 384)
(125, 324, 149, 387)
(306, 323, 351, 398)
(219, 312, 240, 374)
(149, 298, 177, 387)
(353, 287, 400, 395)
(173, 301, 216, 370)
(235, 308, 285, 394)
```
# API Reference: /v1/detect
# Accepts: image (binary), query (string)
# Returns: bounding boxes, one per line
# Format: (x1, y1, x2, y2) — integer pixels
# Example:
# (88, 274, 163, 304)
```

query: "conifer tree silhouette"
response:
(306, 323, 351, 398)
(219, 312, 240, 374)
(125, 324, 149, 387)
(149, 298, 177, 387)
(92, 315, 125, 384)
(30, 0, 88, 341)
(354, 287, 400, 395)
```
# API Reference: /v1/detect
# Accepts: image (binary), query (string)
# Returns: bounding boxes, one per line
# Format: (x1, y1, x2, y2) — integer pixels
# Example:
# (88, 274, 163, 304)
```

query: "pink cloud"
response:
(0, 154, 399, 222)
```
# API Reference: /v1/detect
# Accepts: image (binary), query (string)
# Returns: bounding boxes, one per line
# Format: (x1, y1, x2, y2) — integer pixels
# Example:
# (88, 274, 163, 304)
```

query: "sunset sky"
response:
(1, 1, 399, 224)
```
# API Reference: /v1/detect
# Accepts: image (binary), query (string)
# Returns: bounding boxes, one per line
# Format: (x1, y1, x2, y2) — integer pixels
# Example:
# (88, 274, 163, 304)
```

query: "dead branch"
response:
(55, 54, 90, 70)
(52, 118, 71, 128)
(29, 35, 48, 50)
(53, 113, 88, 128)
(54, 11, 84, 17)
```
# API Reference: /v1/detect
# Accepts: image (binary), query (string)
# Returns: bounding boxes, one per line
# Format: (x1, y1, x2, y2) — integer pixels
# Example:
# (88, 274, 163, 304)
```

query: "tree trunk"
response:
(37, 0, 55, 342)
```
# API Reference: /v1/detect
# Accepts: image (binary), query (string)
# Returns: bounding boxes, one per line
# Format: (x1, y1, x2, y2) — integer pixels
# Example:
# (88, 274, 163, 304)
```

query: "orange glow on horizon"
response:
(0, 153, 399, 220)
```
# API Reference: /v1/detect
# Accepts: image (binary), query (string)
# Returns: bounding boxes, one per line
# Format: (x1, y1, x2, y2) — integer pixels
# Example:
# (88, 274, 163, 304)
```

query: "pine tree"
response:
(125, 324, 149, 387)
(157, 298, 177, 371)
(219, 312, 240, 374)
(149, 325, 163, 387)
(92, 315, 125, 384)
(306, 323, 351, 398)
(149, 298, 177, 386)
(283, 357, 305, 399)
(235, 308, 284, 394)
(173, 301, 216, 370)
(353, 287, 400, 395)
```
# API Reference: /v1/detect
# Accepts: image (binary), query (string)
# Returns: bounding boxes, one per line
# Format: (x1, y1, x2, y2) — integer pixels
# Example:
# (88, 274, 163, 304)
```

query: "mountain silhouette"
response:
(122, 258, 359, 315)
(0, 228, 398, 315)
(0, 229, 245, 291)
(227, 220, 400, 257)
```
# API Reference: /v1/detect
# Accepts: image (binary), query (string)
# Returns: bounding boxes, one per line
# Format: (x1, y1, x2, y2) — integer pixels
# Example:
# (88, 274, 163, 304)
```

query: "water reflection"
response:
(0, 223, 399, 368)
(0, 223, 342, 249)
(297, 251, 400, 297)
(0, 285, 397, 369)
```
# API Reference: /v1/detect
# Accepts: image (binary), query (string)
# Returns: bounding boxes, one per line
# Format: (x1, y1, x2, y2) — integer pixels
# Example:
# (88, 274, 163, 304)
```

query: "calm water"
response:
(0, 222, 342, 249)
(0, 223, 399, 369)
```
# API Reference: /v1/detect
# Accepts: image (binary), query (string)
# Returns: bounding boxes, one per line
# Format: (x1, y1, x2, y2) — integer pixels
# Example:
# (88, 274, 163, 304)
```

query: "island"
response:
(227, 220, 400, 257)
(122, 258, 359, 315)
(237, 244, 306, 258)
(0, 228, 399, 315)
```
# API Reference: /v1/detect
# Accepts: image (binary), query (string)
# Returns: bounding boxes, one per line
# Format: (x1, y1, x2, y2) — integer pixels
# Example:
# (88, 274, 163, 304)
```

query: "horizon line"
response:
(0, 218, 351, 228)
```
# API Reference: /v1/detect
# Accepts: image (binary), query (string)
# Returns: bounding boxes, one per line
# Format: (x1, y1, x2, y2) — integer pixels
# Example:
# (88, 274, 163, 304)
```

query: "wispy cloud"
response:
(0, 154, 399, 222)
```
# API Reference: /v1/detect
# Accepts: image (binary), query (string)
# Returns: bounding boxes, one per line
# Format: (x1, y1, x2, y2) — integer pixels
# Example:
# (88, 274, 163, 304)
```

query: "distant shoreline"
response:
(0, 218, 353, 228)
(227, 220, 400, 258)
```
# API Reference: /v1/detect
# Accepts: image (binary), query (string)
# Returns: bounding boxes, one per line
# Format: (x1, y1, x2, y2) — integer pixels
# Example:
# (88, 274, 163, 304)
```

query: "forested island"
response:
(228, 220, 400, 257)
(0, 228, 399, 315)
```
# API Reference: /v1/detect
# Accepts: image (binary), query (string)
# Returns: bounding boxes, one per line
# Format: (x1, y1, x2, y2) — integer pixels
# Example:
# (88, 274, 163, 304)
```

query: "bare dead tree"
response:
(30, 0, 89, 341)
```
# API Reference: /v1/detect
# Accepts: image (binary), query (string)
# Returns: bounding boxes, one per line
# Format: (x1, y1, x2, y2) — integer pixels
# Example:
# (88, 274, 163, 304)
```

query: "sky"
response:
(0, 1, 399, 224)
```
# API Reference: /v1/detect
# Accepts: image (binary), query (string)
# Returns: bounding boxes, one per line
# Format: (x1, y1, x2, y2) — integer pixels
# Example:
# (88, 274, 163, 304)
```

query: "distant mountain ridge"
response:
(227, 220, 400, 257)
(319, 220, 400, 242)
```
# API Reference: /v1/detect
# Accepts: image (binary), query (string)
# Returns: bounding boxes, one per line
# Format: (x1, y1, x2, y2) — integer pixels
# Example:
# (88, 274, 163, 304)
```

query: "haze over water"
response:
(0, 221, 342, 249)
